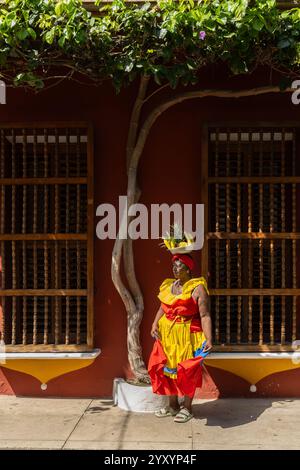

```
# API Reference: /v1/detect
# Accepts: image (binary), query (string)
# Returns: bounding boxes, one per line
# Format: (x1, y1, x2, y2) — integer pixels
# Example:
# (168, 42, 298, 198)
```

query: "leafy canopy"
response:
(0, 0, 300, 91)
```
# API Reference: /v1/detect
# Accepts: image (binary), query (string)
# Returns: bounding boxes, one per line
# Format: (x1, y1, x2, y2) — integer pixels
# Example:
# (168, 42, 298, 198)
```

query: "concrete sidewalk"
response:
(0, 396, 299, 450)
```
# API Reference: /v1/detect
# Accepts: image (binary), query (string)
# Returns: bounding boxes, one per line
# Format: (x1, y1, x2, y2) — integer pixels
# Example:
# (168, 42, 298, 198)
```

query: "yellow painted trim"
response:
(205, 358, 300, 385)
(0, 359, 95, 384)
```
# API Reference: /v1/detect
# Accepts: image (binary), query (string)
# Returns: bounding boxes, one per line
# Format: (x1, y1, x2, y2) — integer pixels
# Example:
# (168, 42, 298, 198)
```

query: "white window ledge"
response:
(207, 352, 298, 360)
(0, 349, 101, 360)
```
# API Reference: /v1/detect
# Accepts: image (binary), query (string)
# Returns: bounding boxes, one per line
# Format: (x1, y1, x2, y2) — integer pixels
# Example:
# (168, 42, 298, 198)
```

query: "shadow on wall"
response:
(200, 365, 251, 398)
(193, 398, 294, 428)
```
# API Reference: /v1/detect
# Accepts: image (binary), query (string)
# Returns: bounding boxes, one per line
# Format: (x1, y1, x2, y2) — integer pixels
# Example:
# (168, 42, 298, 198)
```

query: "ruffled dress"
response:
(148, 277, 210, 398)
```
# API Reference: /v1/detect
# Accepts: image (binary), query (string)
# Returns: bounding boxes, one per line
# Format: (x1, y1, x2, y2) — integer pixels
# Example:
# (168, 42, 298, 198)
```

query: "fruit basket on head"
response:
(161, 225, 196, 255)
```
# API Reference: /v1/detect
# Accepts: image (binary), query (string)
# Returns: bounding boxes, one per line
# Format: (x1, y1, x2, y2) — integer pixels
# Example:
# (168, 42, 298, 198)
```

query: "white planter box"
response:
(113, 378, 168, 413)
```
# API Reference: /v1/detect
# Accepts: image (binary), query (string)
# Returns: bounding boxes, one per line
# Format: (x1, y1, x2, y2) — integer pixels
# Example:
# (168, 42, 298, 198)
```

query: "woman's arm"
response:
(150, 306, 164, 339)
(194, 284, 213, 352)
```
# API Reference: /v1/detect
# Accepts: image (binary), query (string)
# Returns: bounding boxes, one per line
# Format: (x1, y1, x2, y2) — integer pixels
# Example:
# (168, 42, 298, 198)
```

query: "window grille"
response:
(0, 124, 94, 351)
(202, 126, 300, 351)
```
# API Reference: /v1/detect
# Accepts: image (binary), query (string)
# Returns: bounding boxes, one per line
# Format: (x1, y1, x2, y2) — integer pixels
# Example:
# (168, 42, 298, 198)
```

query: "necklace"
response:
(171, 280, 181, 295)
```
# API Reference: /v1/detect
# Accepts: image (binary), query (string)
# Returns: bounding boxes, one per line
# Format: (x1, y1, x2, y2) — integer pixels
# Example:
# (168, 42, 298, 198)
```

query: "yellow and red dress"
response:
(148, 277, 209, 398)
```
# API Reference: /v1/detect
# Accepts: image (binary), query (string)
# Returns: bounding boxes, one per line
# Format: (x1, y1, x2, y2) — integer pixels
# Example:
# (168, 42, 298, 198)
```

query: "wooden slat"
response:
(65, 129, 70, 235)
(215, 128, 220, 293)
(54, 240, 60, 345)
(0, 241, 5, 342)
(43, 130, 49, 344)
(0, 122, 89, 129)
(44, 129, 49, 234)
(65, 241, 70, 345)
(0, 234, 87, 240)
(213, 129, 220, 345)
(210, 289, 300, 295)
(281, 297, 286, 344)
(248, 295, 253, 343)
(22, 241, 27, 344)
(54, 129, 59, 234)
(55, 296, 60, 345)
(12, 241, 16, 345)
(12, 297, 16, 345)
(54, 133, 60, 341)
(33, 129, 38, 230)
(76, 241, 81, 344)
(293, 297, 297, 342)
(210, 344, 298, 352)
(87, 124, 94, 347)
(237, 296, 242, 344)
(237, 161, 242, 344)
(281, 131, 286, 345)
(43, 241, 49, 345)
(248, 179, 253, 342)
(0, 129, 5, 341)
(270, 223, 275, 345)
(225, 130, 231, 343)
(208, 177, 300, 183)
(226, 296, 231, 344)
(4, 344, 96, 352)
(292, 130, 297, 342)
(201, 126, 209, 277)
(11, 131, 17, 345)
(11, 130, 16, 233)
(0, 177, 87, 185)
(44, 297, 49, 345)
(33, 241, 38, 345)
(22, 129, 27, 235)
(66, 128, 70, 178)
(0, 130, 5, 236)
(208, 232, 300, 239)
(270, 294, 275, 345)
(215, 296, 220, 343)
(258, 136, 264, 347)
(0, 289, 88, 296)
(32, 131, 38, 345)
(22, 296, 27, 345)
(259, 295, 263, 345)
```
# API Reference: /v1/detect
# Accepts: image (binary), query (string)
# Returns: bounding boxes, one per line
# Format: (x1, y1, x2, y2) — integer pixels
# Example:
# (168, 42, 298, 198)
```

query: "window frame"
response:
(0, 122, 94, 352)
(201, 122, 300, 352)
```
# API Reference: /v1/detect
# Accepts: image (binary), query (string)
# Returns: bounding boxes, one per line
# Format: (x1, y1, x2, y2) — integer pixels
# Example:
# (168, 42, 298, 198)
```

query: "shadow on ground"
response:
(192, 398, 294, 428)
(86, 400, 114, 414)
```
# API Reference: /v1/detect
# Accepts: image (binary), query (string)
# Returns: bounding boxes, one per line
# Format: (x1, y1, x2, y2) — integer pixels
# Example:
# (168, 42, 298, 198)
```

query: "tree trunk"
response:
(112, 76, 150, 382)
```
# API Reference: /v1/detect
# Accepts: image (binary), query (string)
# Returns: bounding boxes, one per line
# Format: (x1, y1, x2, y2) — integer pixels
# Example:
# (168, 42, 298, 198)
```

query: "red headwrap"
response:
(172, 254, 194, 271)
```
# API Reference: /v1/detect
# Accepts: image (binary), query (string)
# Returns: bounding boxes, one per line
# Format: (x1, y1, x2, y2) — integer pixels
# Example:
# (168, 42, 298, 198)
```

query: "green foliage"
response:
(0, 0, 300, 90)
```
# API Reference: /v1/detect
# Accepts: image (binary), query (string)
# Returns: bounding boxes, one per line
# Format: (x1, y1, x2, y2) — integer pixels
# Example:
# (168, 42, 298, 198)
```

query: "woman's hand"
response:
(151, 323, 160, 340)
(203, 340, 213, 352)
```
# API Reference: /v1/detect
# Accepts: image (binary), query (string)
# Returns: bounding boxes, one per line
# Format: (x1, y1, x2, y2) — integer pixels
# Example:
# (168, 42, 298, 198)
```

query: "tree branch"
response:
(129, 86, 292, 171)
(126, 75, 150, 172)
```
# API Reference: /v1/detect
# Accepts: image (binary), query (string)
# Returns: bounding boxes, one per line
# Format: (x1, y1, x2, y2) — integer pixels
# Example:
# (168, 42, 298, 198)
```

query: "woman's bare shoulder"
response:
(192, 283, 208, 300)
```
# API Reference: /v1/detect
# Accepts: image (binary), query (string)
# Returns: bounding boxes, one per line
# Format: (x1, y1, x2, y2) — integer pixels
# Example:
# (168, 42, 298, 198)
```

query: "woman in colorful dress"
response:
(148, 253, 212, 423)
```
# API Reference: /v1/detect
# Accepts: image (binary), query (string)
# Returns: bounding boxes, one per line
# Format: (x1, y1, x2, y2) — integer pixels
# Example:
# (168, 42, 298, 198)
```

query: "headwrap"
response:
(172, 254, 194, 271)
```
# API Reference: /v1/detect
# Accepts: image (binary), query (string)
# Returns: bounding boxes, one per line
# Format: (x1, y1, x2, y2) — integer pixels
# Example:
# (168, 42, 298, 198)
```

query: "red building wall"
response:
(0, 67, 300, 397)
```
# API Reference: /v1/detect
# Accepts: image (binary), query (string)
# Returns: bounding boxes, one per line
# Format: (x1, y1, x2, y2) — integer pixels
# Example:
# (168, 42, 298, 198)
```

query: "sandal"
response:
(154, 406, 178, 418)
(173, 407, 193, 423)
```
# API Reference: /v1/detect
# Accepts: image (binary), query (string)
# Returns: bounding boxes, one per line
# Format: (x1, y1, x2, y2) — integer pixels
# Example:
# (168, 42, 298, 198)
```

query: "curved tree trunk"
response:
(112, 82, 291, 382)
(112, 76, 150, 382)
(123, 77, 150, 381)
